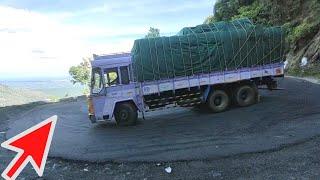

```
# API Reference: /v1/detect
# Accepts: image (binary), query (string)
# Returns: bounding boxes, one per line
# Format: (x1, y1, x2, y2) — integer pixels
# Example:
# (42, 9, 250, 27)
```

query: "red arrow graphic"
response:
(1, 115, 57, 180)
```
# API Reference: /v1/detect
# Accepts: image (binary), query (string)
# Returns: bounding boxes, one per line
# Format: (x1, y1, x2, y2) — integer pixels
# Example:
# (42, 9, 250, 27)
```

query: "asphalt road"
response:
(6, 77, 320, 162)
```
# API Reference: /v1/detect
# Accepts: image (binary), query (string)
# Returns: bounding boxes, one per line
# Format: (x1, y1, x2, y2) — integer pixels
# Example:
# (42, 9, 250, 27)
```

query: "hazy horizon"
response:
(0, 75, 71, 81)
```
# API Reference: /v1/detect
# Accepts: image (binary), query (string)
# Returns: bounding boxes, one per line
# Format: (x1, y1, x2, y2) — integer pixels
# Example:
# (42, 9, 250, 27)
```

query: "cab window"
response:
(104, 68, 119, 87)
(91, 68, 103, 94)
(120, 66, 130, 84)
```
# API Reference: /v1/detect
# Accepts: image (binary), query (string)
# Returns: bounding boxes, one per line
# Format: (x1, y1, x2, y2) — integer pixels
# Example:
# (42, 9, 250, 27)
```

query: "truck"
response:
(87, 19, 285, 126)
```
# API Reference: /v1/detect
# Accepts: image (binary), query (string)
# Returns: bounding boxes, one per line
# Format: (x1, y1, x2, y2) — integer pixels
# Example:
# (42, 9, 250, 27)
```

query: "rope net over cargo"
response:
(131, 18, 285, 82)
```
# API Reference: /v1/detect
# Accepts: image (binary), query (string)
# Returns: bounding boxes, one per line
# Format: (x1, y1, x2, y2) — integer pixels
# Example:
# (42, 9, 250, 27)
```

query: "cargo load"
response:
(178, 18, 254, 35)
(131, 19, 285, 82)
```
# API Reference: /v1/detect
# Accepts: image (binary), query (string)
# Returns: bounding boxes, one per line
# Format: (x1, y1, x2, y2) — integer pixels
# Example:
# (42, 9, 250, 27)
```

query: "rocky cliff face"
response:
(288, 29, 320, 77)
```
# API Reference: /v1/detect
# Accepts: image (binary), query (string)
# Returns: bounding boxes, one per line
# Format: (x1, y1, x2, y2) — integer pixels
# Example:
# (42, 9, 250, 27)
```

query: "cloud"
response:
(51, 0, 212, 19)
(32, 49, 45, 54)
(44, 0, 213, 39)
(0, 6, 81, 77)
(0, 5, 134, 78)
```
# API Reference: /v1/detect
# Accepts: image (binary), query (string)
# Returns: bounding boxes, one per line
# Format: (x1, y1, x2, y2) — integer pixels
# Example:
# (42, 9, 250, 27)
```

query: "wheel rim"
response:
(240, 90, 249, 100)
(119, 110, 128, 121)
(214, 96, 223, 106)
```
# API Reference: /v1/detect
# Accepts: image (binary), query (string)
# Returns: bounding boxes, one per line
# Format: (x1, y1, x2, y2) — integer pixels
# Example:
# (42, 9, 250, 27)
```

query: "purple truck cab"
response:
(88, 53, 142, 125)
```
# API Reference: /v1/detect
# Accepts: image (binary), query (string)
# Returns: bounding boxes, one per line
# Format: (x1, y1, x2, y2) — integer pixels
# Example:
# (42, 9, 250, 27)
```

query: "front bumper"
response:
(89, 114, 97, 123)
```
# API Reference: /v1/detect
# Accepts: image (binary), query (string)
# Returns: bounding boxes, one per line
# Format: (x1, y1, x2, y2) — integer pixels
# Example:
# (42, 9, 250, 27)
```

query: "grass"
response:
(287, 66, 320, 79)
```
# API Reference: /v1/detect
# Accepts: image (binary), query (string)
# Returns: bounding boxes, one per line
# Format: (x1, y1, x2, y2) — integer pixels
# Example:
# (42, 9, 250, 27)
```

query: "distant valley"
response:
(0, 79, 85, 107)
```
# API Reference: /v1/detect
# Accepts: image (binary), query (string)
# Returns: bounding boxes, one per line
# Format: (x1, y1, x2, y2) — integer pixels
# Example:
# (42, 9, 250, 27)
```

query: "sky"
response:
(0, 0, 214, 80)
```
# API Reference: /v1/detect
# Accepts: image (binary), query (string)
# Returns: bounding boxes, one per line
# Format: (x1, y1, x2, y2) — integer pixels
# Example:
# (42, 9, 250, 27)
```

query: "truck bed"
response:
(140, 62, 284, 95)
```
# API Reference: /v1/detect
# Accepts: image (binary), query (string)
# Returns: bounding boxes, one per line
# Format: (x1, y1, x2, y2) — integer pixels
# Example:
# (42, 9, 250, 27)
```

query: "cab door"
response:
(103, 66, 136, 116)
(90, 67, 106, 120)
(104, 66, 134, 98)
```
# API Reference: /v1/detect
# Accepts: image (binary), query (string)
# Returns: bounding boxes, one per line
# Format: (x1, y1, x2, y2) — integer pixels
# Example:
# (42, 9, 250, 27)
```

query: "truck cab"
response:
(88, 53, 141, 125)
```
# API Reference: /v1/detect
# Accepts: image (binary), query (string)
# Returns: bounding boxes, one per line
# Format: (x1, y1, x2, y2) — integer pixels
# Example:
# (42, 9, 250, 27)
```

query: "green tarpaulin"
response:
(131, 18, 285, 82)
(178, 18, 254, 35)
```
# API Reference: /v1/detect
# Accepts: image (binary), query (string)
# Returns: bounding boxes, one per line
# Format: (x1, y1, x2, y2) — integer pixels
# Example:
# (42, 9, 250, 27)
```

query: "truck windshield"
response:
(91, 68, 103, 94)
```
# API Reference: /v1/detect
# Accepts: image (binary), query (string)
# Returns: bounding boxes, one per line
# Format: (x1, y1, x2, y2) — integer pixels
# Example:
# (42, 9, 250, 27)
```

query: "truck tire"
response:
(207, 90, 230, 113)
(234, 84, 258, 107)
(114, 103, 138, 126)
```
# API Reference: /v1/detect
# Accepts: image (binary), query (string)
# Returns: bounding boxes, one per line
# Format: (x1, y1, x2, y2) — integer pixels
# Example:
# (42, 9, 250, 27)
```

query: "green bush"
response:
(232, 1, 262, 21)
(288, 21, 316, 43)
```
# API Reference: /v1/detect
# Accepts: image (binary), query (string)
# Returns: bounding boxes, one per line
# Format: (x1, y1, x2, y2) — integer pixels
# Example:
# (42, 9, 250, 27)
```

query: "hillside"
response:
(205, 0, 320, 78)
(0, 84, 51, 107)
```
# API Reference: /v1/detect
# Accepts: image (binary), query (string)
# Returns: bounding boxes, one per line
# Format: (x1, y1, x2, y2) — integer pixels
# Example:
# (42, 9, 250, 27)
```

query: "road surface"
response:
(6, 77, 320, 162)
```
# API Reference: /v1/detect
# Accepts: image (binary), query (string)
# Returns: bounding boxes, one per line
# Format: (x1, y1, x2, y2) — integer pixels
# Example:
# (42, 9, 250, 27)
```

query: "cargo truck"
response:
(87, 19, 285, 126)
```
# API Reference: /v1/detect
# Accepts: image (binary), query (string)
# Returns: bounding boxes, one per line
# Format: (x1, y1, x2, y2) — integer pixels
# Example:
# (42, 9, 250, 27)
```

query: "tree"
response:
(145, 27, 160, 38)
(69, 58, 91, 86)
(204, 0, 239, 24)
(213, 0, 239, 21)
(204, 15, 216, 24)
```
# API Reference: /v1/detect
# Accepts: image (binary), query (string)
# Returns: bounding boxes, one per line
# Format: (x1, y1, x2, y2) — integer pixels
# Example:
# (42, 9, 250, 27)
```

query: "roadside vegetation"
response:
(205, 0, 320, 79)
(69, 58, 91, 86)
(145, 27, 160, 38)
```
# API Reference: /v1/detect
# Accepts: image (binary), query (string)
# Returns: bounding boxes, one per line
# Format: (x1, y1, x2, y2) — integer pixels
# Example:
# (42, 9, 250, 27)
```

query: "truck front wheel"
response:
(114, 103, 138, 126)
(234, 84, 258, 107)
(207, 90, 230, 113)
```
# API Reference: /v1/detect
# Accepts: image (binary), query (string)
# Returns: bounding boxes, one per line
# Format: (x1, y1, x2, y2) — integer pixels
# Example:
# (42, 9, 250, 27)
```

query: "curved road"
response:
(7, 77, 320, 162)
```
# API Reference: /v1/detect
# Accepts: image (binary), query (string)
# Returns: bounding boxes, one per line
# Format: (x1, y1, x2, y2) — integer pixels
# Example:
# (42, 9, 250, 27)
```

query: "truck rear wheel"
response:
(115, 103, 138, 126)
(234, 84, 258, 107)
(207, 90, 230, 113)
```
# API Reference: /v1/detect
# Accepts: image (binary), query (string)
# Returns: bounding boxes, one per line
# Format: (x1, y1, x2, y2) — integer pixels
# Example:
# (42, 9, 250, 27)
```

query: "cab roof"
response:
(91, 52, 131, 68)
